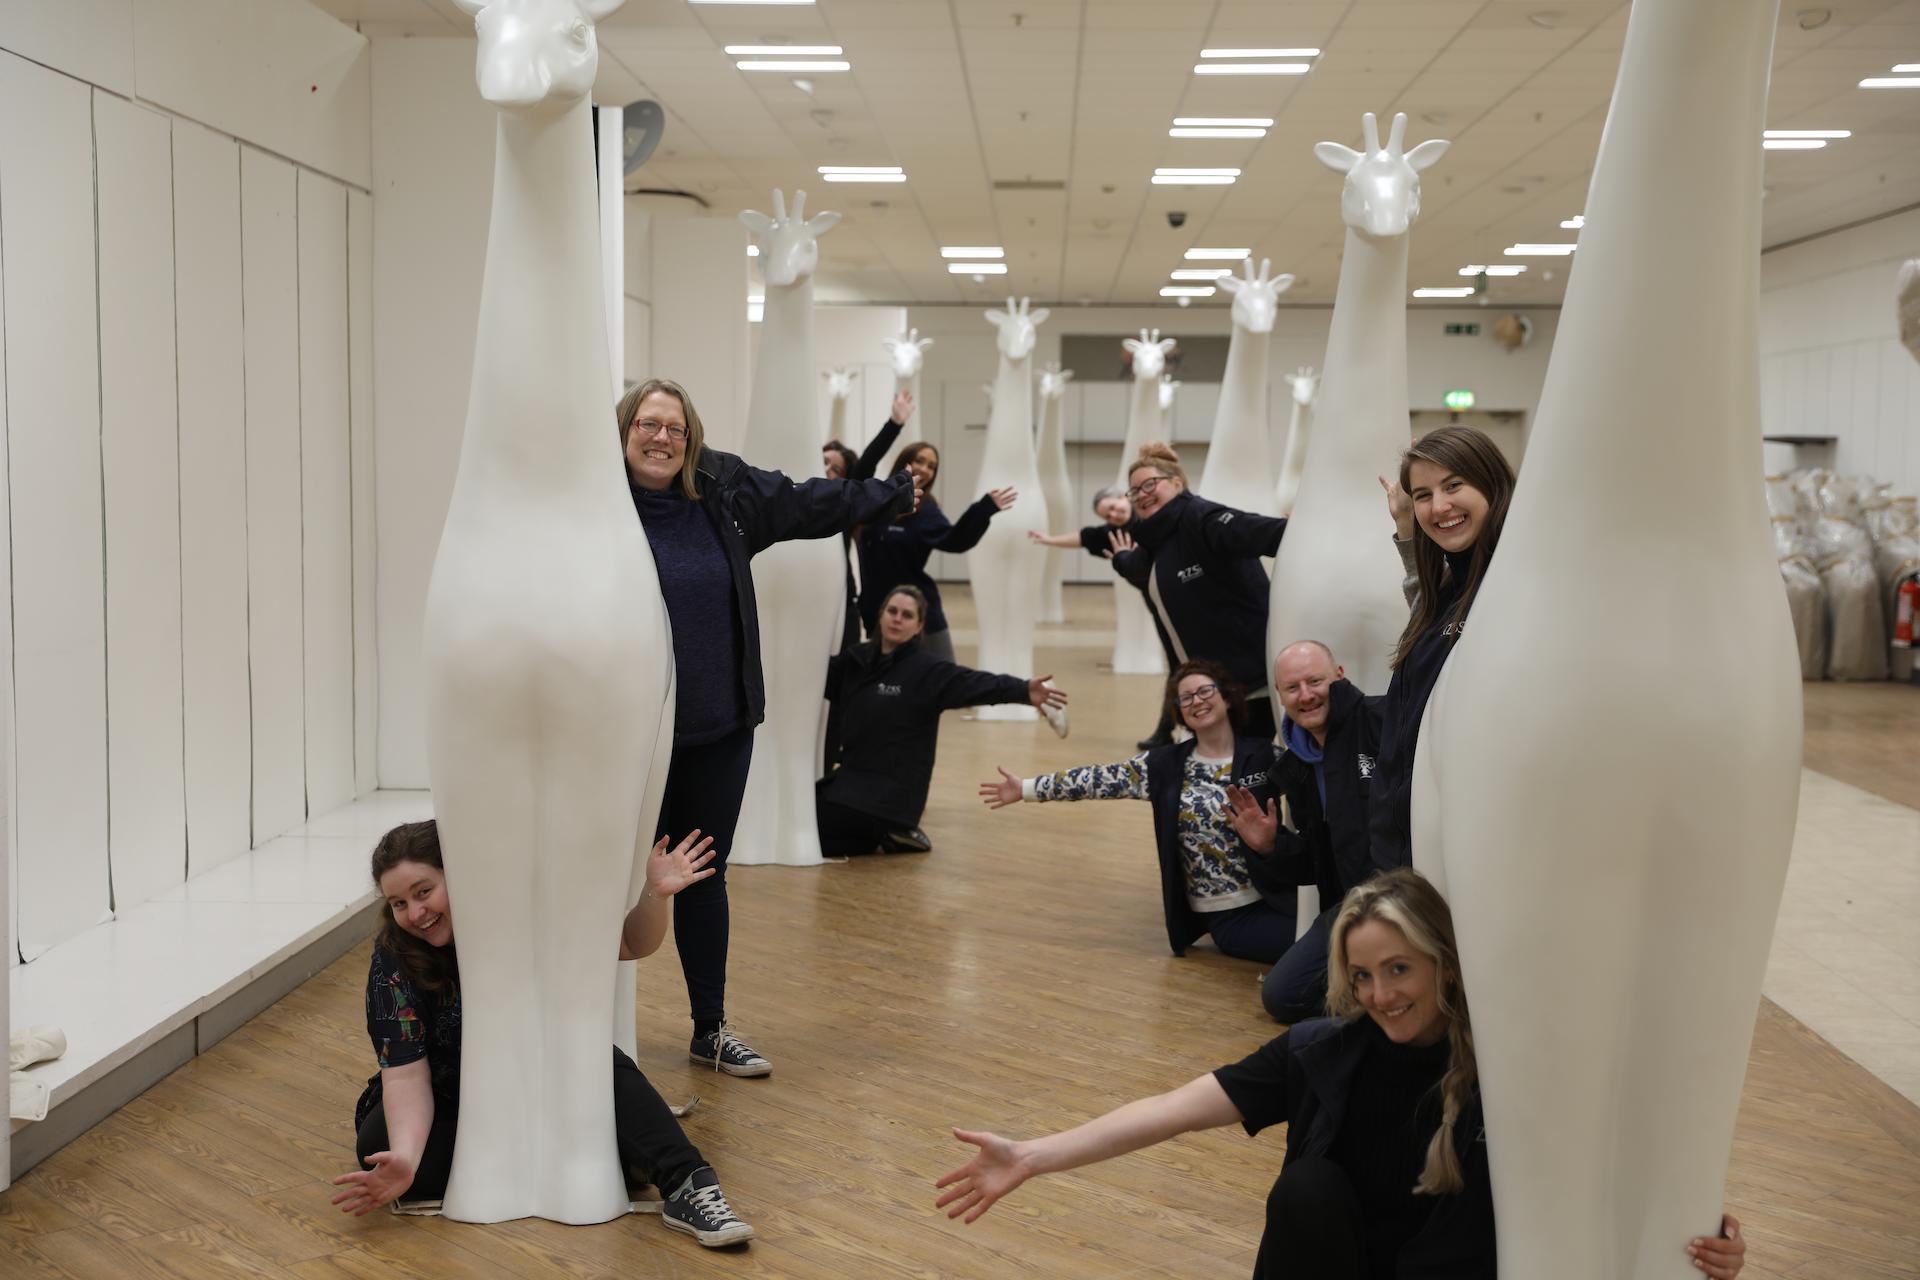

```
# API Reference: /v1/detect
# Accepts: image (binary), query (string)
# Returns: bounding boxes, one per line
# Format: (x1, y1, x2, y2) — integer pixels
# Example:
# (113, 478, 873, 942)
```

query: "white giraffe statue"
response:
(426, 0, 668, 1225)
(969, 298, 1048, 721)
(1417, 2, 1798, 1274)
(1157, 374, 1181, 420)
(882, 327, 934, 409)
(731, 189, 841, 867)
(1199, 258, 1293, 516)
(1274, 366, 1319, 516)
(1268, 112, 1447, 701)
(1035, 363, 1075, 624)
(1113, 330, 1177, 674)
(823, 365, 857, 442)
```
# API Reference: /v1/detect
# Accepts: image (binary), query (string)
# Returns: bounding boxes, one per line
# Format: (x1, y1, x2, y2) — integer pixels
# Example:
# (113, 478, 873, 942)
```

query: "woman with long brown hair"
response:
(1368, 425, 1517, 872)
(934, 868, 1749, 1279)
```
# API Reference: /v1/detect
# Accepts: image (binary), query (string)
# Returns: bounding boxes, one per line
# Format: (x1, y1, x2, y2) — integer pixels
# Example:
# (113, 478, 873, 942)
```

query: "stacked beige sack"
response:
(1767, 473, 1827, 679)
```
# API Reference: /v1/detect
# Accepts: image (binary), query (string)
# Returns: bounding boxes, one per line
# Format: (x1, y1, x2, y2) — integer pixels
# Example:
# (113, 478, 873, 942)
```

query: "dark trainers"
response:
(879, 826, 933, 854)
(689, 1024, 771, 1077)
(663, 1167, 754, 1247)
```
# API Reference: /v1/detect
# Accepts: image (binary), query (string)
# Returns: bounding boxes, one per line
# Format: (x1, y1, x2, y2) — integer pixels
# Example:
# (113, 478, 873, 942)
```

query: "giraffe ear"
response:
(1028, 307, 1050, 327)
(1315, 141, 1362, 174)
(739, 210, 773, 238)
(1217, 273, 1244, 295)
(579, 0, 623, 20)
(806, 211, 842, 237)
(451, 0, 488, 15)
(985, 311, 1007, 327)
(1121, 337, 1142, 354)
(916, 337, 935, 351)
(1406, 139, 1450, 172)
(1272, 273, 1296, 295)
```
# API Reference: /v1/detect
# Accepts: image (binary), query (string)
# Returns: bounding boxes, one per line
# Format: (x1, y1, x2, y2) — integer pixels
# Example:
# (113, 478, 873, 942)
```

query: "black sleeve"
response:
(1197, 504, 1288, 559)
(732, 462, 915, 555)
(928, 494, 1001, 553)
(1245, 822, 1322, 894)
(823, 649, 854, 701)
(1078, 525, 1113, 557)
(926, 661, 1030, 712)
(1211, 1032, 1295, 1136)
(1109, 545, 1153, 589)
(854, 418, 904, 481)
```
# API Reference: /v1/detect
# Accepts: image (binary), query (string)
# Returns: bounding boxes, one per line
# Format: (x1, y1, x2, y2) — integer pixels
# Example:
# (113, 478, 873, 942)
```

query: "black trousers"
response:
(1253, 1156, 1367, 1280)
(655, 724, 755, 1027)
(815, 790, 893, 857)
(353, 1048, 705, 1200)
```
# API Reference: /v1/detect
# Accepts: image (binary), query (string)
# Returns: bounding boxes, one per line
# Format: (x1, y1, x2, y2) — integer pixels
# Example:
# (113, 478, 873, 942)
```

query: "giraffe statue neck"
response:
(742, 274, 818, 474)
(982, 349, 1032, 473)
(1317, 227, 1409, 473)
(1120, 372, 1162, 480)
(462, 98, 613, 498)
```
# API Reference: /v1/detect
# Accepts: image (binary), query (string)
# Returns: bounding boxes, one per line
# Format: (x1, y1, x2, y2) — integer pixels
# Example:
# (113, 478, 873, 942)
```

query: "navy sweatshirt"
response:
(1368, 548, 1472, 870)
(630, 484, 747, 746)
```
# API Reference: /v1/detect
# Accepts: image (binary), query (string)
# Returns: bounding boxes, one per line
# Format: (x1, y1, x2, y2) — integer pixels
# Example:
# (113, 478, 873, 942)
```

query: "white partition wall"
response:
(349, 189, 378, 796)
(241, 148, 308, 843)
(0, 54, 112, 958)
(96, 90, 188, 913)
(300, 172, 356, 817)
(174, 122, 254, 880)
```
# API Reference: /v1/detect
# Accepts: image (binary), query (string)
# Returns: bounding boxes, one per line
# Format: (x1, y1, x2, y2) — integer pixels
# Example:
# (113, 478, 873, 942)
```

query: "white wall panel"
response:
(0, 164, 15, 970)
(0, 0, 135, 96)
(349, 189, 377, 797)
(0, 54, 111, 957)
(299, 172, 354, 816)
(96, 91, 187, 913)
(241, 147, 306, 842)
(174, 122, 252, 879)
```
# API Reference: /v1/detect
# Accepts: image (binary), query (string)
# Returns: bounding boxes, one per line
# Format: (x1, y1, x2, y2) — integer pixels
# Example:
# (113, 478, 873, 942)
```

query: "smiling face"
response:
(1174, 671, 1226, 734)
(625, 389, 688, 491)
(1407, 458, 1491, 555)
(1343, 919, 1448, 1047)
(380, 860, 454, 949)
(1274, 643, 1342, 740)
(1128, 464, 1183, 519)
(903, 446, 939, 492)
(878, 590, 925, 650)
(1095, 494, 1132, 526)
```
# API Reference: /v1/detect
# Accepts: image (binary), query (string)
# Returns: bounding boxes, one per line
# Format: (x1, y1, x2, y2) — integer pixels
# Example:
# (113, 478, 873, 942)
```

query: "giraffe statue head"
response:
(1285, 366, 1320, 407)
(1314, 112, 1450, 239)
(1123, 329, 1177, 382)
(985, 297, 1050, 361)
(882, 328, 935, 380)
(823, 366, 858, 402)
(740, 189, 841, 288)
(452, 0, 623, 112)
(1158, 375, 1181, 414)
(1038, 363, 1074, 402)
(1216, 257, 1295, 335)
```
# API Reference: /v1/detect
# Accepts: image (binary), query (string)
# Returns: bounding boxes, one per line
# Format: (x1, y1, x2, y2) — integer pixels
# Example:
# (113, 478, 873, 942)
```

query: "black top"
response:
(1143, 736, 1288, 955)
(856, 493, 1001, 635)
(1265, 678, 1388, 906)
(838, 418, 906, 652)
(1109, 491, 1286, 692)
(820, 637, 1030, 826)
(354, 942, 463, 1129)
(632, 485, 748, 745)
(1212, 1016, 1495, 1279)
(1368, 549, 1471, 872)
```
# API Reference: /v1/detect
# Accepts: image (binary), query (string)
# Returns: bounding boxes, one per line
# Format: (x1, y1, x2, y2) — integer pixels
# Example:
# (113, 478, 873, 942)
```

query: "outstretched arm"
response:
(1027, 529, 1084, 549)
(929, 661, 1052, 713)
(935, 1074, 1241, 1224)
(619, 832, 717, 960)
(931, 490, 1015, 553)
(737, 463, 920, 553)
(1196, 504, 1287, 559)
(853, 396, 911, 480)
(980, 754, 1149, 808)
(331, 1059, 432, 1215)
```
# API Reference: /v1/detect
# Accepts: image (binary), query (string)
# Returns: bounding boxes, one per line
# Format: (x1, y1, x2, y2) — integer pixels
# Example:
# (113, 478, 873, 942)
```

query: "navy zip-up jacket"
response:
(1264, 678, 1387, 907)
(1143, 736, 1288, 956)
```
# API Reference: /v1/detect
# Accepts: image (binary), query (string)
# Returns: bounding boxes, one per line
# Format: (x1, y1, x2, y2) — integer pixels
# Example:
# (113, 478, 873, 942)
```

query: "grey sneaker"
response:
(689, 1024, 771, 1077)
(663, 1167, 754, 1247)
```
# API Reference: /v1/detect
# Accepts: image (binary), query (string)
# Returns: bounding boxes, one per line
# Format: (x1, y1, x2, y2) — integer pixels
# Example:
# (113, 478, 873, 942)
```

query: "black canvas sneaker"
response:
(662, 1167, 754, 1247)
(688, 1024, 772, 1077)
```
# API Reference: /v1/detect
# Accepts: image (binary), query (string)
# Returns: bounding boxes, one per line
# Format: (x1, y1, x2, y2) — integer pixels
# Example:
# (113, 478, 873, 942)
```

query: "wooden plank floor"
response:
(6, 585, 1918, 1278)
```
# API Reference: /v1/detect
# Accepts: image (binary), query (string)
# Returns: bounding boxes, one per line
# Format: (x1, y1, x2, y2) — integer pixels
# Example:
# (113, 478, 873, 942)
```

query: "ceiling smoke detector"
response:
(1527, 10, 1563, 28)
(1796, 7, 1831, 30)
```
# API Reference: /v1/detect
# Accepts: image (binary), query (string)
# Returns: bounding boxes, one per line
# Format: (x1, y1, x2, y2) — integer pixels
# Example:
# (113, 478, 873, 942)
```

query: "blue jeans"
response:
(1204, 898, 1296, 965)
(1261, 905, 1335, 1023)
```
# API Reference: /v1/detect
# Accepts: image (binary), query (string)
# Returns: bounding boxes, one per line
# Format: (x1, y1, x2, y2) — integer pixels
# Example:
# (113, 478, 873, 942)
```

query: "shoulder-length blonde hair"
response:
(1325, 869, 1477, 1196)
(615, 378, 708, 500)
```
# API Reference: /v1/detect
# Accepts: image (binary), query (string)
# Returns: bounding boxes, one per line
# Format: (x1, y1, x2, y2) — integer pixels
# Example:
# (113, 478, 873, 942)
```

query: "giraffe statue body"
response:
(731, 190, 842, 867)
(1036, 364, 1075, 624)
(1416, 3, 1798, 1273)
(424, 0, 668, 1225)
(1199, 259, 1292, 516)
(1274, 366, 1318, 516)
(881, 327, 933, 416)
(824, 365, 856, 444)
(969, 299, 1048, 721)
(1113, 330, 1176, 675)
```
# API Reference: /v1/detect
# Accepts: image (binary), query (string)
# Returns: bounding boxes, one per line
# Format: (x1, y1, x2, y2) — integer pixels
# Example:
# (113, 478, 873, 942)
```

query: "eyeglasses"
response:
(1176, 683, 1219, 707)
(1127, 474, 1166, 502)
(631, 418, 690, 442)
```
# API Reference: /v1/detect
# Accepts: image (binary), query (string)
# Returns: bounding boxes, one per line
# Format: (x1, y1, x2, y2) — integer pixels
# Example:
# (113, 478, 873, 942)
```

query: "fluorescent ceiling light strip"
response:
(724, 44, 841, 55)
(1894, 64, 1920, 72)
(1160, 286, 1216, 297)
(1458, 265, 1525, 276)
(1170, 127, 1268, 138)
(1762, 129, 1850, 138)
(948, 262, 1008, 274)
(1194, 63, 1311, 75)
(1200, 48, 1320, 58)
(1151, 175, 1236, 184)
(747, 245, 759, 256)
(1762, 138, 1826, 149)
(1174, 117, 1275, 127)
(818, 165, 902, 173)
(1154, 167, 1241, 175)
(696, 0, 815, 5)
(1560, 214, 1585, 228)
(821, 173, 906, 182)
(1412, 287, 1475, 298)
(735, 60, 850, 71)
(1859, 76, 1920, 86)
(940, 247, 1004, 258)
(1504, 243, 1578, 256)
(1170, 268, 1231, 280)
(1184, 247, 1249, 260)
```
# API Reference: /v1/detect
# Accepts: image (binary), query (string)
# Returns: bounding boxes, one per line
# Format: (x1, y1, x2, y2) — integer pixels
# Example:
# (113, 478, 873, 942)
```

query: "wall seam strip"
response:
(168, 119, 190, 884)
(90, 89, 115, 915)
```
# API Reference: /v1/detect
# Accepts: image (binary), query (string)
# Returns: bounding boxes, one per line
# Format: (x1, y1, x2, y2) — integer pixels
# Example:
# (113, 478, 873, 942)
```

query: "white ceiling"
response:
(315, 0, 1920, 307)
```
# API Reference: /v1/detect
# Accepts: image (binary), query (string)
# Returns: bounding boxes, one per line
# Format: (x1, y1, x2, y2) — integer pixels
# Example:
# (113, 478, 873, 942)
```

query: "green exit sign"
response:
(1443, 389, 1476, 412)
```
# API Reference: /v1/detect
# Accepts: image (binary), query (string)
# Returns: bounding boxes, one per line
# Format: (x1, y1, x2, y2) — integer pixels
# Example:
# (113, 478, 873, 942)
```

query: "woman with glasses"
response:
(617, 377, 918, 1079)
(978, 659, 1296, 967)
(1107, 444, 1288, 740)
(856, 440, 1017, 662)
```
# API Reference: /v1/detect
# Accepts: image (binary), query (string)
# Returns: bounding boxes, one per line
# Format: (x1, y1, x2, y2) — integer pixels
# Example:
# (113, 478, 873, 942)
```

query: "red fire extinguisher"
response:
(1895, 575, 1918, 648)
